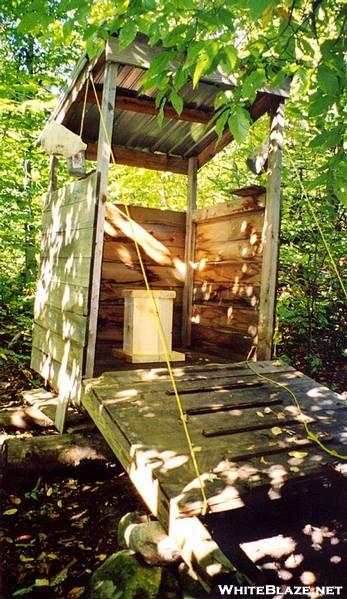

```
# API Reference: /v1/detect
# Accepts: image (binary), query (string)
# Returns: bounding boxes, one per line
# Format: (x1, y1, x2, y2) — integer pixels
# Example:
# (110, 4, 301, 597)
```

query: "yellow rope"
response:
(79, 76, 89, 139)
(245, 349, 347, 460)
(286, 152, 347, 301)
(89, 74, 208, 513)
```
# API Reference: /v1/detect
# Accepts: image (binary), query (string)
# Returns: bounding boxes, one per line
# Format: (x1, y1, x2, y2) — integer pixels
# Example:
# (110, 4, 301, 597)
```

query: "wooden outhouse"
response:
(31, 35, 347, 589)
(32, 34, 286, 405)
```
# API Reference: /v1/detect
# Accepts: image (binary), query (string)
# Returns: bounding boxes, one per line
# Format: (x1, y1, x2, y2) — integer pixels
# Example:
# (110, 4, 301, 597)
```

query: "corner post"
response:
(257, 100, 285, 360)
(85, 56, 118, 378)
(48, 155, 58, 194)
(182, 156, 198, 347)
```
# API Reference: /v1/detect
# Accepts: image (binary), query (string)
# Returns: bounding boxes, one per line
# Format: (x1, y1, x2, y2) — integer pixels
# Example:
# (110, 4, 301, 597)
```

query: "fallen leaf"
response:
(35, 579, 49, 587)
(57, 500, 63, 508)
(256, 411, 264, 418)
(271, 426, 283, 436)
(46, 487, 53, 497)
(97, 554, 107, 561)
(3, 508, 18, 515)
(12, 586, 34, 597)
(9, 495, 22, 505)
(19, 555, 35, 562)
(68, 587, 86, 598)
(288, 451, 308, 459)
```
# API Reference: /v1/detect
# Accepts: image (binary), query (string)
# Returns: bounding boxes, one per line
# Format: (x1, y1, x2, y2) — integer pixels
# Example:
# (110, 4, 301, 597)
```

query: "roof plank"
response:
(86, 143, 188, 174)
(86, 88, 214, 124)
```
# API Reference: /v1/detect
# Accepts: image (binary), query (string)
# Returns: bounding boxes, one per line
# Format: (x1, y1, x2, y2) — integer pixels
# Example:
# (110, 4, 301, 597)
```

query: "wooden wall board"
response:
(38, 256, 92, 288)
(193, 282, 260, 306)
(99, 281, 184, 304)
(42, 174, 97, 211)
(101, 262, 185, 286)
(31, 174, 97, 403)
(42, 200, 96, 233)
(102, 239, 185, 264)
(194, 212, 264, 246)
(194, 260, 261, 286)
(191, 325, 254, 359)
(31, 347, 82, 403)
(34, 280, 89, 316)
(192, 195, 265, 223)
(195, 239, 262, 263)
(40, 226, 95, 259)
(34, 305, 87, 347)
(107, 204, 186, 227)
(32, 323, 85, 368)
(192, 198, 264, 360)
(192, 303, 258, 334)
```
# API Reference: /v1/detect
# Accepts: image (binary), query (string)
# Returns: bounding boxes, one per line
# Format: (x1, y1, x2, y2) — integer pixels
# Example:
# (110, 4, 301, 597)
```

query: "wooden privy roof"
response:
(51, 34, 289, 174)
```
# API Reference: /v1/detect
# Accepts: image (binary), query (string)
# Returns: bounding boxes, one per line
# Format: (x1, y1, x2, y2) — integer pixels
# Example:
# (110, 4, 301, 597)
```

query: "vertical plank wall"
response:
(95, 203, 186, 368)
(31, 173, 97, 400)
(191, 192, 265, 360)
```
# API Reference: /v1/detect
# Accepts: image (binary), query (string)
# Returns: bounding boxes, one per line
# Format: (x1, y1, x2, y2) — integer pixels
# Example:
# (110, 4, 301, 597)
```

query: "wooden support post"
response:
(48, 155, 58, 194)
(85, 58, 118, 378)
(257, 101, 285, 360)
(182, 157, 198, 347)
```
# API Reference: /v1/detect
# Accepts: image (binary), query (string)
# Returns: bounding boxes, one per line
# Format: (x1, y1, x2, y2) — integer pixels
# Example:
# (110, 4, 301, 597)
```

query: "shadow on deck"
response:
(81, 357, 347, 590)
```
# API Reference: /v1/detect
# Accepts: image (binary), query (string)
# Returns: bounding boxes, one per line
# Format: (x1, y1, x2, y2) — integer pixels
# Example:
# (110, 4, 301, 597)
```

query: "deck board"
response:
(81, 358, 347, 586)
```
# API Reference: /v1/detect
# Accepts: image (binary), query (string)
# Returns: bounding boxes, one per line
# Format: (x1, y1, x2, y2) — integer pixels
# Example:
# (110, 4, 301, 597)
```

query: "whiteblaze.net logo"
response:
(217, 585, 344, 596)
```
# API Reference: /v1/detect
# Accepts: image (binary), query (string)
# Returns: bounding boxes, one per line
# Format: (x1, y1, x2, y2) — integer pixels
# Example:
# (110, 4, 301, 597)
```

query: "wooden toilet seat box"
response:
(114, 289, 185, 363)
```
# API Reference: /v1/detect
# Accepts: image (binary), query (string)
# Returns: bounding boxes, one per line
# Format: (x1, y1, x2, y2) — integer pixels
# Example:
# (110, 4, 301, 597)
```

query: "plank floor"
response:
(81, 358, 347, 587)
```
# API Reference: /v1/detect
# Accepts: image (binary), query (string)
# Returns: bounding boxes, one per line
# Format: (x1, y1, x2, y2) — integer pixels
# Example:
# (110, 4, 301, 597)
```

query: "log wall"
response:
(191, 193, 265, 361)
(96, 203, 186, 358)
(31, 173, 97, 400)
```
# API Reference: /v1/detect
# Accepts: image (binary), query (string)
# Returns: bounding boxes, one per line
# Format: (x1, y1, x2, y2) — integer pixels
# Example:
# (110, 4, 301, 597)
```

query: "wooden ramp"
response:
(81, 359, 347, 588)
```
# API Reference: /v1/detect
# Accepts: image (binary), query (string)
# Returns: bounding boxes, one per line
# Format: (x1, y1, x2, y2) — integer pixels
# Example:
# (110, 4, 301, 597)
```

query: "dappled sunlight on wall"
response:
(31, 173, 97, 402)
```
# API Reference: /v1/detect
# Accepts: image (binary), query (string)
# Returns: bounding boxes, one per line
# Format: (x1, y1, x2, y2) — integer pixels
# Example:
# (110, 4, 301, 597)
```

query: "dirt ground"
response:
(0, 468, 147, 598)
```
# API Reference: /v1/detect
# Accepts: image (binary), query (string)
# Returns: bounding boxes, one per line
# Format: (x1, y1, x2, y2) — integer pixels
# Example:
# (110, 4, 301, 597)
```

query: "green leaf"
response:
(193, 51, 213, 88)
(223, 46, 237, 71)
(242, 69, 266, 101)
(215, 109, 230, 140)
(170, 89, 184, 115)
(3, 508, 18, 515)
(309, 93, 334, 117)
(248, 0, 274, 20)
(309, 129, 341, 150)
(317, 65, 339, 97)
(12, 586, 34, 597)
(228, 106, 250, 144)
(192, 42, 219, 88)
(119, 21, 137, 50)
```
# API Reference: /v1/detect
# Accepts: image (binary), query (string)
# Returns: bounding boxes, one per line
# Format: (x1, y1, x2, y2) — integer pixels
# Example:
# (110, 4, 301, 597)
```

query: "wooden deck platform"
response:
(81, 358, 347, 588)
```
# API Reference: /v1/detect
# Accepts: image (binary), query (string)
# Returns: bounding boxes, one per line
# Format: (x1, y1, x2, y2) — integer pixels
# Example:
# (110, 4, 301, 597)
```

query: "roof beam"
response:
(86, 143, 188, 175)
(86, 88, 214, 124)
